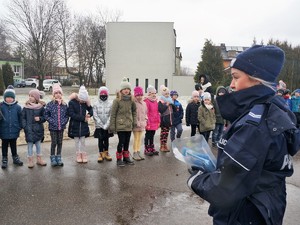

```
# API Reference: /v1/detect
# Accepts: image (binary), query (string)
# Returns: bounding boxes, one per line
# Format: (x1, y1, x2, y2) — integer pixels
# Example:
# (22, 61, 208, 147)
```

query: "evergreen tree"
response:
(2, 63, 14, 87)
(0, 68, 5, 95)
(194, 39, 226, 90)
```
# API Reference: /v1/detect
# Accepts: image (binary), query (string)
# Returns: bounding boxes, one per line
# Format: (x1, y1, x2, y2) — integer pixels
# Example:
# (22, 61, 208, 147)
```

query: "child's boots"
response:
(28, 156, 34, 168)
(116, 152, 125, 167)
(12, 155, 23, 166)
(150, 144, 159, 155)
(76, 152, 83, 163)
(103, 151, 112, 161)
(133, 152, 142, 161)
(123, 150, 134, 165)
(81, 152, 88, 163)
(144, 145, 153, 156)
(55, 155, 64, 166)
(1, 156, 8, 169)
(50, 155, 57, 167)
(97, 152, 104, 163)
(36, 155, 47, 166)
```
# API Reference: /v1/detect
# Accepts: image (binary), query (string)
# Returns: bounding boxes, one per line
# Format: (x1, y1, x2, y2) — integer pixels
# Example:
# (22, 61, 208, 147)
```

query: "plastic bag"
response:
(172, 135, 217, 172)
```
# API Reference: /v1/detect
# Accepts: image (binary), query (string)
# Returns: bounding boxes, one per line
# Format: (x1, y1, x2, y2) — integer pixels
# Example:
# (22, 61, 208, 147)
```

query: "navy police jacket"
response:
(188, 85, 300, 225)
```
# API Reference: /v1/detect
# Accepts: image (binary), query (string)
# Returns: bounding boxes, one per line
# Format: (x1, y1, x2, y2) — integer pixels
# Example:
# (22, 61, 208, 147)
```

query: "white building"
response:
(105, 22, 194, 96)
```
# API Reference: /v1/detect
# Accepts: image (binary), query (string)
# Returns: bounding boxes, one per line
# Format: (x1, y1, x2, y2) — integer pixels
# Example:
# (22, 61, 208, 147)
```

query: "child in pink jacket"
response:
(132, 86, 147, 161)
(143, 85, 160, 156)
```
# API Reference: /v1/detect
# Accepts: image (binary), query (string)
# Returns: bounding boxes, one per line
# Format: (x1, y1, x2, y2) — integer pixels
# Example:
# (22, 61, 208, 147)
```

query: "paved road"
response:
(0, 129, 300, 225)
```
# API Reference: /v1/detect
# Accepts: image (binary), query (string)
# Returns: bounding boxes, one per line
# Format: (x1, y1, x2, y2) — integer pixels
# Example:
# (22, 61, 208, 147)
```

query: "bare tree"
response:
(4, 0, 63, 89)
(0, 22, 11, 58)
(58, 4, 121, 87)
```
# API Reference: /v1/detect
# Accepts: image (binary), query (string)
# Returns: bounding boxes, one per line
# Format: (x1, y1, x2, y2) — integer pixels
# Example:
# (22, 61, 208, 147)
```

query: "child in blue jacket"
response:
(0, 86, 23, 169)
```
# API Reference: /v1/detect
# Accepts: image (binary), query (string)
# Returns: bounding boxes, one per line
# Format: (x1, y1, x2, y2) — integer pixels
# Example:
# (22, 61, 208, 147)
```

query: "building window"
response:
(155, 79, 158, 91)
(13, 65, 20, 77)
(164, 79, 168, 87)
(145, 79, 148, 91)
(136, 78, 139, 87)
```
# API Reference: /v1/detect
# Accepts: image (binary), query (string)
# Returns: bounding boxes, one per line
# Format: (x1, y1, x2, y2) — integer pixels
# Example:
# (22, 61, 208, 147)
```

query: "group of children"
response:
(0, 76, 228, 169)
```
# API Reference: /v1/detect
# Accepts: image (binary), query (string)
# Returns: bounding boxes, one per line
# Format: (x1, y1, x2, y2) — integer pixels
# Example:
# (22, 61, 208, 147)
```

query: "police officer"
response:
(188, 45, 300, 225)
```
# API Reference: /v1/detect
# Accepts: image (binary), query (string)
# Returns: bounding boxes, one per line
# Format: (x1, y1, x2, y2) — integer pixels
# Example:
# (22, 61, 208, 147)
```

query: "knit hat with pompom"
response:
(78, 85, 89, 102)
(160, 85, 169, 97)
(120, 77, 131, 90)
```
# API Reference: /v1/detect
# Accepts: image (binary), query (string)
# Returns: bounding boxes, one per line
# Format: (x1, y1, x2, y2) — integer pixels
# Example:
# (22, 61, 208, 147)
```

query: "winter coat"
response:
(22, 103, 46, 143)
(291, 95, 300, 112)
(109, 95, 137, 132)
(172, 99, 184, 126)
(214, 86, 226, 124)
(188, 85, 300, 225)
(185, 101, 200, 126)
(198, 102, 216, 132)
(198, 74, 213, 94)
(68, 99, 93, 138)
(93, 98, 112, 130)
(158, 100, 176, 128)
(144, 97, 160, 131)
(44, 100, 69, 131)
(133, 98, 147, 132)
(0, 101, 22, 139)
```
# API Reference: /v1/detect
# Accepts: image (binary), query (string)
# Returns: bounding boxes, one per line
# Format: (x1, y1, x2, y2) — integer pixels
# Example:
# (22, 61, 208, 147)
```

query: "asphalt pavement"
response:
(0, 128, 300, 225)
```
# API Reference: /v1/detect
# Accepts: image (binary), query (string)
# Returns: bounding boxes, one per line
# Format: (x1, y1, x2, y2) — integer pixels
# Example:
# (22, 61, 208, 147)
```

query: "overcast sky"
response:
(1, 0, 299, 72)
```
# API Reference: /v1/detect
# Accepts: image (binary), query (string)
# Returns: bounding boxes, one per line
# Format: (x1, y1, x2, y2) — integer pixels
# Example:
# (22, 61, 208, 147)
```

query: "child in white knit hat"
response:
(22, 89, 47, 168)
(68, 86, 93, 163)
(143, 85, 160, 156)
(198, 92, 216, 142)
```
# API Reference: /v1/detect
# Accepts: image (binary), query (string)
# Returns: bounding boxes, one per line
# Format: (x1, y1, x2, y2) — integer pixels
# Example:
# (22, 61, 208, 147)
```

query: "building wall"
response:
(0, 59, 24, 79)
(106, 22, 179, 94)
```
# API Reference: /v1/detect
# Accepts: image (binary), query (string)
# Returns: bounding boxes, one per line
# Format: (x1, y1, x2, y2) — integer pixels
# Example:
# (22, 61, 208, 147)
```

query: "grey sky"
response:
(1, 0, 299, 72)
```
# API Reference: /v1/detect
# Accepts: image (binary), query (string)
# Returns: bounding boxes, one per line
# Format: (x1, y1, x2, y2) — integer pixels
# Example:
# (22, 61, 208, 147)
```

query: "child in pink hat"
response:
(132, 86, 147, 161)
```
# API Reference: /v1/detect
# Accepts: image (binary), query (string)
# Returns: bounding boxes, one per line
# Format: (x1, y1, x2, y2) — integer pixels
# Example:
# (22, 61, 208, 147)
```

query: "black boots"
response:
(12, 155, 23, 166)
(1, 155, 23, 169)
(1, 156, 8, 169)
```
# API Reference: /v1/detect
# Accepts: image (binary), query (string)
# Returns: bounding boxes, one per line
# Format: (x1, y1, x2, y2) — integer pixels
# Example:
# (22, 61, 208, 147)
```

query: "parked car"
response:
(14, 79, 26, 88)
(25, 78, 39, 88)
(43, 79, 61, 92)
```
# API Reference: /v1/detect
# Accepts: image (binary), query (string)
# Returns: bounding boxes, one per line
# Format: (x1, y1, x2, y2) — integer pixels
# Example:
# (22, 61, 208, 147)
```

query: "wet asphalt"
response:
(0, 128, 300, 225)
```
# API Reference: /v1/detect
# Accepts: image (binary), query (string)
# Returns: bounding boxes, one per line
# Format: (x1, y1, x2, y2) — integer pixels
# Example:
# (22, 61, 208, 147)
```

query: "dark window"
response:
(145, 79, 148, 91)
(155, 79, 158, 91)
(136, 78, 139, 86)
(164, 79, 168, 87)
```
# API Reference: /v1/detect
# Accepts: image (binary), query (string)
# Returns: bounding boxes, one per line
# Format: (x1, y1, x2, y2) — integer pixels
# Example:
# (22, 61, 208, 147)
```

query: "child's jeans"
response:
(27, 141, 41, 156)
(212, 123, 224, 144)
(170, 123, 183, 141)
(74, 137, 86, 152)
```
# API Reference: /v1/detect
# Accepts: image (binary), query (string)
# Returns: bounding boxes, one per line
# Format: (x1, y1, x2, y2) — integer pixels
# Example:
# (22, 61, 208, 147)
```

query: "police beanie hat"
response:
(230, 45, 285, 83)
(120, 77, 131, 90)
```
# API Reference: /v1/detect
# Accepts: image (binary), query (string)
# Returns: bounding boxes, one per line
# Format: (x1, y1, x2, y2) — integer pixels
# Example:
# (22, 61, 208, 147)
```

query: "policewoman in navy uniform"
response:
(188, 45, 300, 225)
